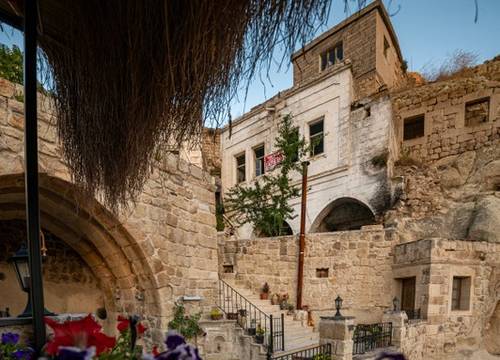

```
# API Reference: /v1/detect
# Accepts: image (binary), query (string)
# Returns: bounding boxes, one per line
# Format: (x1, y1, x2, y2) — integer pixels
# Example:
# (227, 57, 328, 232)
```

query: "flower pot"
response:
(255, 334, 264, 344)
(247, 327, 256, 336)
(227, 312, 238, 320)
(260, 293, 269, 300)
(211, 313, 223, 320)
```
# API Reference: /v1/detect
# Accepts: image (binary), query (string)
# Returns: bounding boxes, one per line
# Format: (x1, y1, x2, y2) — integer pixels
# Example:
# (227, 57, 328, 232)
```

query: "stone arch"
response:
(0, 173, 164, 322)
(309, 197, 376, 233)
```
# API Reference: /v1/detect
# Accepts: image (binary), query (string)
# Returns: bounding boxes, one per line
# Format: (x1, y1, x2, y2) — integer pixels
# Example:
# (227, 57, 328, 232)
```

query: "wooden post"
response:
(24, 0, 46, 354)
(296, 161, 309, 310)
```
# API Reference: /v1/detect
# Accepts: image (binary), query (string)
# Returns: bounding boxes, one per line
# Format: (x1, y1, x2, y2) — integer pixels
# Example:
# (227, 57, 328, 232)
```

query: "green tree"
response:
(0, 44, 23, 84)
(224, 114, 308, 237)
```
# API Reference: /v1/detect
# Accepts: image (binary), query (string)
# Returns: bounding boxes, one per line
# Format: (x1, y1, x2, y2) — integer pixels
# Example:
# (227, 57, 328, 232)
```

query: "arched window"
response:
(310, 197, 375, 233)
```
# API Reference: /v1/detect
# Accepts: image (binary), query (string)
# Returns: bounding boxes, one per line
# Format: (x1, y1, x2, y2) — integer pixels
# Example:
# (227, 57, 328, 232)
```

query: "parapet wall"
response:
(220, 227, 399, 325)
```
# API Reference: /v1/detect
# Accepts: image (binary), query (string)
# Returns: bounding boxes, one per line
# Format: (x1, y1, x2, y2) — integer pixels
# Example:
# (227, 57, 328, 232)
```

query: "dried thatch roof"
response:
(0, 0, 330, 210)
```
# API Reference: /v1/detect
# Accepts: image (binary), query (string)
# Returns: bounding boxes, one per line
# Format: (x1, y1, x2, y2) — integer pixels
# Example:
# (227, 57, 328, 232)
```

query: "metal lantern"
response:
(393, 296, 399, 312)
(9, 244, 30, 292)
(8, 244, 55, 318)
(334, 295, 343, 318)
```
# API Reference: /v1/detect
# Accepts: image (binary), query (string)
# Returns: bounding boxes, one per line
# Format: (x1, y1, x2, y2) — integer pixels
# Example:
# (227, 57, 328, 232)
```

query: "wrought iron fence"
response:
(353, 322, 392, 355)
(404, 308, 421, 320)
(271, 343, 332, 360)
(218, 278, 285, 354)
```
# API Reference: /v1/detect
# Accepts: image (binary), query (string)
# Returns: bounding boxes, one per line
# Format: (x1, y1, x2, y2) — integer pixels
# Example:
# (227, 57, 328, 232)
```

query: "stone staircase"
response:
(221, 275, 319, 355)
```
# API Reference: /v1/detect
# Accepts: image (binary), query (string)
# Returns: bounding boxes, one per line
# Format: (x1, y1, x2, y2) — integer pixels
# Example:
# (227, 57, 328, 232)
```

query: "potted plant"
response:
(280, 293, 289, 310)
(260, 283, 270, 300)
(247, 319, 257, 336)
(287, 303, 295, 316)
(255, 325, 265, 344)
(210, 308, 223, 320)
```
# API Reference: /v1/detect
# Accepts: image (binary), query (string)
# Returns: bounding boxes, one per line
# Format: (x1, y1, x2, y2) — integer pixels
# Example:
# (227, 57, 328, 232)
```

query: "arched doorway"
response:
(310, 197, 376, 232)
(0, 173, 163, 330)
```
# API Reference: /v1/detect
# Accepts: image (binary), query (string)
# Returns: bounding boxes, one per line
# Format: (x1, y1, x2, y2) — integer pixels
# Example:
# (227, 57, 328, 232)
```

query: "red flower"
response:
(152, 345, 160, 356)
(117, 315, 147, 334)
(44, 315, 116, 355)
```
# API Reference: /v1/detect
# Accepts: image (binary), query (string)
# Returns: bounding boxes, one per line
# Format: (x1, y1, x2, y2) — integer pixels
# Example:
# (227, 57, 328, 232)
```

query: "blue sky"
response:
(1, 0, 499, 119)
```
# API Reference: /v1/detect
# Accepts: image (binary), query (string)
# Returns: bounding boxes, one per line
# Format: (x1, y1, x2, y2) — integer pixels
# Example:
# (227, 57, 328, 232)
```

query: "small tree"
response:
(0, 44, 23, 85)
(224, 114, 308, 237)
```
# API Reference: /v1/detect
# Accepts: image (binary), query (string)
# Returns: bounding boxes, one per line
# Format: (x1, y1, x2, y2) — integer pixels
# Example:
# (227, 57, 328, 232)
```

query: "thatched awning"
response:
(0, 0, 330, 210)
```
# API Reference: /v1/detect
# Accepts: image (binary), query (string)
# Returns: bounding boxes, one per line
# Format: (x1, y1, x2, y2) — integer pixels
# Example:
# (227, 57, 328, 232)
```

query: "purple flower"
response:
(12, 348, 33, 360)
(57, 346, 96, 360)
(150, 332, 201, 360)
(1, 332, 20, 345)
(165, 331, 185, 350)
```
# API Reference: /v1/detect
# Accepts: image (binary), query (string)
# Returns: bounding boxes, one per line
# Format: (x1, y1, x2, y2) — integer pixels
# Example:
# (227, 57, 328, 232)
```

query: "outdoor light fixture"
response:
(334, 295, 343, 318)
(393, 296, 399, 312)
(8, 244, 54, 318)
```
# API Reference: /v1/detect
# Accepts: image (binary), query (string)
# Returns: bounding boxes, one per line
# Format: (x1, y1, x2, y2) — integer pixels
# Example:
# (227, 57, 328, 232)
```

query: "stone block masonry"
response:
(392, 57, 500, 163)
(220, 227, 399, 326)
(0, 78, 219, 345)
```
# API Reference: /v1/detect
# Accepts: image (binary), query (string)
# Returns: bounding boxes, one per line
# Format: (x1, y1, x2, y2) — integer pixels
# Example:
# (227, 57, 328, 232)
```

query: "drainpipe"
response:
(296, 161, 309, 310)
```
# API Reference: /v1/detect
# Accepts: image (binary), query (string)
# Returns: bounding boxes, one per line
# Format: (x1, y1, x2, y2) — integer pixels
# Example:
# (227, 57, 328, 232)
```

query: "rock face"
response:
(468, 196, 500, 243)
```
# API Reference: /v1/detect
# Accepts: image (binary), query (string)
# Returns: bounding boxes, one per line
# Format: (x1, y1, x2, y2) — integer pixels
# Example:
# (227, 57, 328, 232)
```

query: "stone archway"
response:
(310, 197, 376, 233)
(0, 173, 164, 329)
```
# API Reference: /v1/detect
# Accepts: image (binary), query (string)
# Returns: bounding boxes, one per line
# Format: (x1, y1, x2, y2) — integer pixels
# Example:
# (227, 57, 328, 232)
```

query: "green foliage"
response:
(312, 354, 330, 360)
(395, 149, 422, 167)
(224, 114, 308, 237)
(0, 44, 23, 85)
(168, 304, 202, 340)
(98, 330, 142, 360)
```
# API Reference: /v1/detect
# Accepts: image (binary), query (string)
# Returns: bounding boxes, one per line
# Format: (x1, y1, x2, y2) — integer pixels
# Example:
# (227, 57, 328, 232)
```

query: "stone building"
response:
(220, 0, 404, 238)
(217, 1, 500, 359)
(0, 79, 220, 344)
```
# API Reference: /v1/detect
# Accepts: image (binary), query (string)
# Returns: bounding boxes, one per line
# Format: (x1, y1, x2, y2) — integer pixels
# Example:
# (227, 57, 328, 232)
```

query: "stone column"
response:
(319, 316, 356, 360)
(381, 311, 407, 347)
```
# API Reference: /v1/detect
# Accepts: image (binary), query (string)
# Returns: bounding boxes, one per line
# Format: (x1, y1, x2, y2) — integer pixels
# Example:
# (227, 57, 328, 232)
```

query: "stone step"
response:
(273, 343, 324, 357)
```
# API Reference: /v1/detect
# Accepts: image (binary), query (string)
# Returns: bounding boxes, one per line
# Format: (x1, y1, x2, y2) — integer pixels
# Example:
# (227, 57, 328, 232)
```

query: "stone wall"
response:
(394, 238, 500, 359)
(391, 58, 500, 163)
(0, 78, 219, 343)
(220, 227, 398, 325)
(292, 1, 403, 99)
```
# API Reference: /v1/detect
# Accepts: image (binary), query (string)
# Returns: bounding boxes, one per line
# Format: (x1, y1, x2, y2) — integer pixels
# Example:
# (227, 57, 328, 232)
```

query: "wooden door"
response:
(401, 277, 416, 312)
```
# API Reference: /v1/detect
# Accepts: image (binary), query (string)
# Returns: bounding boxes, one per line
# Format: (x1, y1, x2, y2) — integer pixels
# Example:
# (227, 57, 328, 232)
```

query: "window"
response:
(383, 36, 390, 58)
(236, 153, 246, 183)
(309, 119, 324, 156)
(403, 115, 425, 140)
(223, 265, 234, 273)
(316, 268, 329, 278)
(465, 98, 489, 127)
(320, 42, 343, 71)
(451, 276, 471, 311)
(254, 145, 265, 177)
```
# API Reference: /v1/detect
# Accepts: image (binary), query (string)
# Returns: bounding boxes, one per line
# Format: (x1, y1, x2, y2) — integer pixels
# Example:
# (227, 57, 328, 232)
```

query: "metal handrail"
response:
(218, 278, 285, 354)
(271, 343, 332, 360)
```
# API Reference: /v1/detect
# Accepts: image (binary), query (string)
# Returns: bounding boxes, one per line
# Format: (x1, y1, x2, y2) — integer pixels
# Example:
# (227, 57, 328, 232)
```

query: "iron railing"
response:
(353, 322, 392, 355)
(404, 308, 421, 320)
(271, 344, 332, 360)
(218, 278, 285, 355)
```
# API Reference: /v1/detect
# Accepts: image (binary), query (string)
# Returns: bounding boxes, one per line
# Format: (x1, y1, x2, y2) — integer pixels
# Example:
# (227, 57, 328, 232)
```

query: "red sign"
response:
(264, 151, 284, 172)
